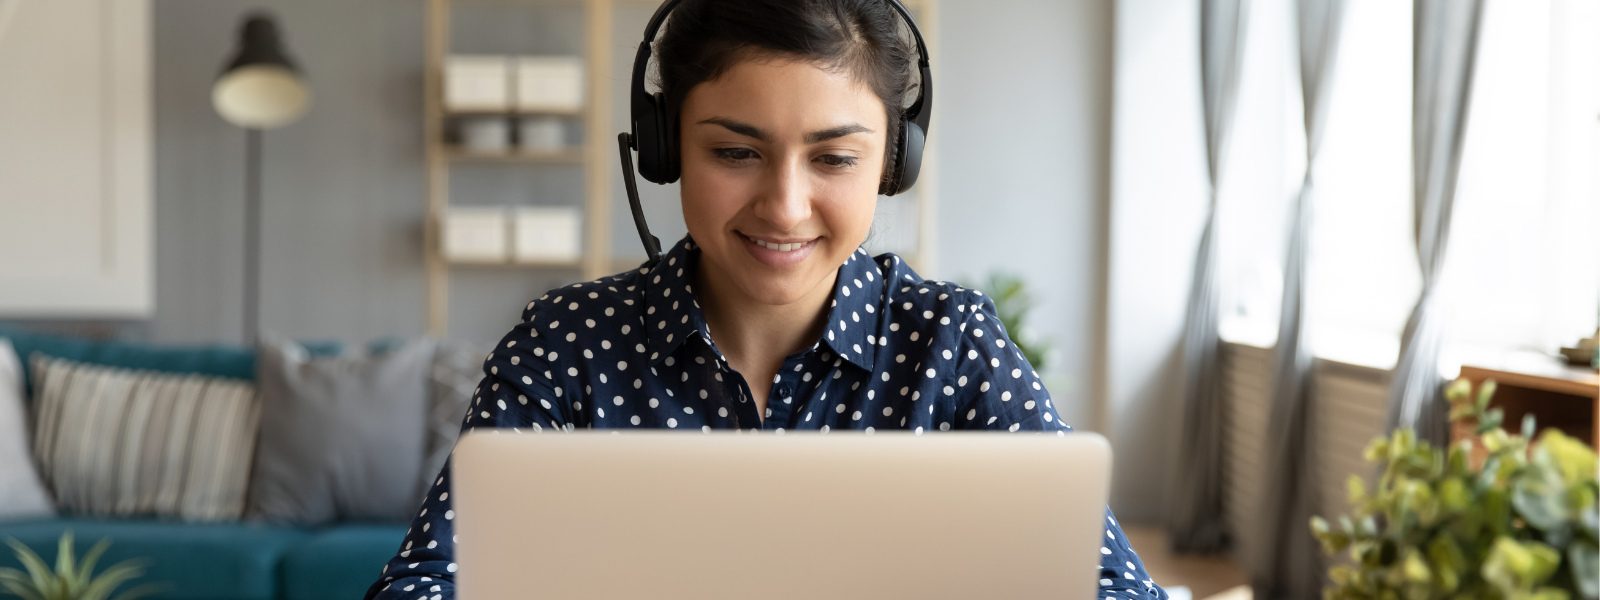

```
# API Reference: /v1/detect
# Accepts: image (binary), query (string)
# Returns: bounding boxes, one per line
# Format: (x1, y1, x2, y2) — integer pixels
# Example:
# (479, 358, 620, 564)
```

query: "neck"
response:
(694, 258, 837, 379)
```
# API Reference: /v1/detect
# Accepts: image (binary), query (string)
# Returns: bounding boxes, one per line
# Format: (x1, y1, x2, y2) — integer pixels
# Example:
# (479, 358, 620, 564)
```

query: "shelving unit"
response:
(423, 0, 938, 337)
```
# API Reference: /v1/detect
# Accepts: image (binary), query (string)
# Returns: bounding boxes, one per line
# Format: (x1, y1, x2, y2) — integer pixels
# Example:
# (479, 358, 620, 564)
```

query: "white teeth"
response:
(754, 239, 802, 252)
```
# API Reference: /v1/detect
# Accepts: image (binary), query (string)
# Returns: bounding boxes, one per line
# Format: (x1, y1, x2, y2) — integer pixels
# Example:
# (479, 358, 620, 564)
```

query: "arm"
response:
(952, 292, 1168, 600)
(364, 311, 569, 600)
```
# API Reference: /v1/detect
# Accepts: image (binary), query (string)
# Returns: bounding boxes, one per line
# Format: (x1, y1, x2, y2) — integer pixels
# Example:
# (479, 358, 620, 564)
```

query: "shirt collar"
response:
(641, 237, 707, 364)
(816, 246, 885, 372)
(641, 236, 885, 372)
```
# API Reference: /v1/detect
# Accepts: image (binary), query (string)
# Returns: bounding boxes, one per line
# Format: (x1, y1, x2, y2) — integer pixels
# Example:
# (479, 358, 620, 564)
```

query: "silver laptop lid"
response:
(453, 431, 1112, 600)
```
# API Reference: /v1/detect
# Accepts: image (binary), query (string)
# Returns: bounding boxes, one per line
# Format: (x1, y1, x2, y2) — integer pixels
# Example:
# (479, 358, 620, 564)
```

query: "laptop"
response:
(452, 430, 1113, 599)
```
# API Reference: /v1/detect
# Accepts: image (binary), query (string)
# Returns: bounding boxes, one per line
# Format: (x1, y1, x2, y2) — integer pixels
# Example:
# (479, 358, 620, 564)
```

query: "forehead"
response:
(681, 58, 886, 132)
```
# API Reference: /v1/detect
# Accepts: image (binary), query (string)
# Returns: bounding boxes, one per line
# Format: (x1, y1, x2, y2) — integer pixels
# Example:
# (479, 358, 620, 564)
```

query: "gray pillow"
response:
(418, 340, 484, 500)
(247, 335, 434, 525)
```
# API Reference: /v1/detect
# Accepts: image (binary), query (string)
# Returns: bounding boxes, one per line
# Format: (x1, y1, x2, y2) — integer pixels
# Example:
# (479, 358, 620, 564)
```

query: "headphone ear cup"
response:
(659, 92, 680, 183)
(880, 116, 926, 196)
(634, 93, 663, 183)
(894, 120, 925, 194)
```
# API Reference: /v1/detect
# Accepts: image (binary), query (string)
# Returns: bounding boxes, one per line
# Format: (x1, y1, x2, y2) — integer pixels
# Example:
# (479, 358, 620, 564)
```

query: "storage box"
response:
(441, 207, 508, 263)
(517, 116, 565, 152)
(514, 56, 584, 114)
(461, 116, 510, 153)
(445, 55, 511, 112)
(511, 206, 582, 263)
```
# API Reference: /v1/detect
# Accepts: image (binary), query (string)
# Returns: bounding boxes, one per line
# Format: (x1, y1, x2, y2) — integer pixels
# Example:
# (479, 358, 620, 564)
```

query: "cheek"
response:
(813, 179, 878, 244)
(678, 159, 751, 234)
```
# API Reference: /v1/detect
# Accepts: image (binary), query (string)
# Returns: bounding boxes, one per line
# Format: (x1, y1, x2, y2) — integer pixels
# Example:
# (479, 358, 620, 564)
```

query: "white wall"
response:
(1107, 0, 1209, 521)
(935, 0, 1113, 433)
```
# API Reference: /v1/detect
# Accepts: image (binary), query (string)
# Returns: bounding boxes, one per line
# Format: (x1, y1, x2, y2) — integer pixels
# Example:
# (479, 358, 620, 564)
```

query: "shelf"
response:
(445, 146, 584, 164)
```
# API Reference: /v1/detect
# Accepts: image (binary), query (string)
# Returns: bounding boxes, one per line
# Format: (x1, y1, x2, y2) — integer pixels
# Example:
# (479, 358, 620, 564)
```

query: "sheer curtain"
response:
(1254, 0, 1346, 598)
(1169, 0, 1249, 554)
(1385, 0, 1486, 445)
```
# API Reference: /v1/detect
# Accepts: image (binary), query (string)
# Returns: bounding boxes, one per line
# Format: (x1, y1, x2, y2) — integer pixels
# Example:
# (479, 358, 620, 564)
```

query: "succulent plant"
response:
(1311, 377, 1599, 600)
(0, 531, 160, 600)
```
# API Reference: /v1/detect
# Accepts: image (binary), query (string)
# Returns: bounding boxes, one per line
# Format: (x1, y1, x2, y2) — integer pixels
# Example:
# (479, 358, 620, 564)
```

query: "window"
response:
(1219, 0, 1600, 371)
(1439, 0, 1600, 372)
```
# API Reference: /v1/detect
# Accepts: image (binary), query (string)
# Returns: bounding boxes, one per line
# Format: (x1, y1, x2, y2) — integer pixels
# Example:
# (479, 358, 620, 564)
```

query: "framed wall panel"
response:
(0, 0, 153, 318)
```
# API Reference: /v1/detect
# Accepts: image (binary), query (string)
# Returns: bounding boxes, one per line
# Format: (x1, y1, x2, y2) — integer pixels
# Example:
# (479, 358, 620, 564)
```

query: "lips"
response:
(737, 232, 818, 267)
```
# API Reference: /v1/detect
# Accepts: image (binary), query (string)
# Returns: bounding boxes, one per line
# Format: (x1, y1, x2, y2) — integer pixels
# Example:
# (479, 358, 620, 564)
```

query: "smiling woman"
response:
(365, 1, 1166, 598)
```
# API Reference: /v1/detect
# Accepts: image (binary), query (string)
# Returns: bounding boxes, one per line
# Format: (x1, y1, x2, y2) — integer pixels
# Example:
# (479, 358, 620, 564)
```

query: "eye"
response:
(816, 154, 859, 169)
(712, 147, 759, 162)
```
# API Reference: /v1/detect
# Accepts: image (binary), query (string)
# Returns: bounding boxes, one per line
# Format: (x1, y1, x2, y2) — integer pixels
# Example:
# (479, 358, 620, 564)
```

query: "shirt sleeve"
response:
(363, 310, 568, 600)
(952, 291, 1169, 600)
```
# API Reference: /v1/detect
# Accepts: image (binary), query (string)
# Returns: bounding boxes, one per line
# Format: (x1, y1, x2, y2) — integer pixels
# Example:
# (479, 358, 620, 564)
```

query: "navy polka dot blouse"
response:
(365, 236, 1168, 600)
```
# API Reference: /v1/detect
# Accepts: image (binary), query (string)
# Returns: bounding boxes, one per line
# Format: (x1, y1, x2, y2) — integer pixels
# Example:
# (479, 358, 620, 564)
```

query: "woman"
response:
(368, 0, 1165, 597)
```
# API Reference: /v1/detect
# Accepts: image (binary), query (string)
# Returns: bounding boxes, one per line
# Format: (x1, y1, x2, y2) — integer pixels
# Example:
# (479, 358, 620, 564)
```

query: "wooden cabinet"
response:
(1453, 358, 1599, 449)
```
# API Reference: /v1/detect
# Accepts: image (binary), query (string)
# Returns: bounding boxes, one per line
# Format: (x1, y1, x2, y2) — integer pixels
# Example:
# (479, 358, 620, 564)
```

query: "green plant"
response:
(1310, 377, 1599, 600)
(0, 531, 159, 600)
(973, 272, 1050, 369)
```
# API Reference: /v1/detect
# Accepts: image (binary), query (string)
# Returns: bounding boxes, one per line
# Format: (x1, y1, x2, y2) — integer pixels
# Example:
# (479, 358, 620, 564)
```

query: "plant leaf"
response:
(76, 560, 144, 600)
(1476, 379, 1498, 412)
(73, 538, 112, 592)
(5, 538, 52, 594)
(0, 569, 48, 600)
(1446, 377, 1472, 404)
(1570, 542, 1598, 600)
(52, 531, 72, 583)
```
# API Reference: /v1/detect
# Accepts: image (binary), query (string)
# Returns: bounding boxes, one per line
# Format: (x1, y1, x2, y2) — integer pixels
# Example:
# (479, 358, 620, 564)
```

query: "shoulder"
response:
(491, 267, 650, 371)
(519, 267, 649, 325)
(873, 252, 991, 326)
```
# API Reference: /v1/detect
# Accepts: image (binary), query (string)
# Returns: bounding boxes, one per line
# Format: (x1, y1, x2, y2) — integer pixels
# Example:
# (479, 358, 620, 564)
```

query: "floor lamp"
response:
(212, 13, 310, 343)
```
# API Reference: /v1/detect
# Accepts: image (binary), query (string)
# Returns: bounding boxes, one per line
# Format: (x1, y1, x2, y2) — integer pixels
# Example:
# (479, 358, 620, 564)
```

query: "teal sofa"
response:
(0, 519, 405, 600)
(0, 327, 404, 599)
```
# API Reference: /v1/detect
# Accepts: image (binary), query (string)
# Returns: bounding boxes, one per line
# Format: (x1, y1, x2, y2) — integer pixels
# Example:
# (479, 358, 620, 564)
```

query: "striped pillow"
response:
(29, 354, 261, 522)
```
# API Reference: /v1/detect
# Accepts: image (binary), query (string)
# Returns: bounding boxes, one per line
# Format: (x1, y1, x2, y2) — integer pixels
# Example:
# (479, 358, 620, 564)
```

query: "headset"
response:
(618, 0, 933, 265)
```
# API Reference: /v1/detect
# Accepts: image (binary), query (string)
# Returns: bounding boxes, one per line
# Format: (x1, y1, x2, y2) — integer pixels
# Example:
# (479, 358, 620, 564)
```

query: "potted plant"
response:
(0, 531, 159, 600)
(1311, 377, 1598, 599)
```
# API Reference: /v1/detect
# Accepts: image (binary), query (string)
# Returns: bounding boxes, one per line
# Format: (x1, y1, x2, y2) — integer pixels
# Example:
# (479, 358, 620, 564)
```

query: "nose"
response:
(752, 152, 812, 233)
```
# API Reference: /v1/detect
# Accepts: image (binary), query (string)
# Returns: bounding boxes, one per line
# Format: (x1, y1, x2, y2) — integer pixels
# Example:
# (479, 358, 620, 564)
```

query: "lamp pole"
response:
(212, 13, 309, 344)
(243, 128, 263, 343)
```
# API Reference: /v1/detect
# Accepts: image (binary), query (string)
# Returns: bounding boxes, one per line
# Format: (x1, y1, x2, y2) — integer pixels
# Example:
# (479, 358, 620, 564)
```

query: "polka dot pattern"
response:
(365, 235, 1165, 600)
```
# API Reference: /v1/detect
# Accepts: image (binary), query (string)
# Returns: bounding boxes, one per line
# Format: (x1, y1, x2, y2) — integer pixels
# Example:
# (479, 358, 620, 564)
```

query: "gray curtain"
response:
(1169, 0, 1250, 554)
(1386, 0, 1486, 447)
(1253, 1, 1346, 598)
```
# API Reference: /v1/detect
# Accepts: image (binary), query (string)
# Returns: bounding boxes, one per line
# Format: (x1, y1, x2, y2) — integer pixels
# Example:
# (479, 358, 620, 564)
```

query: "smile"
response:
(736, 232, 818, 268)
(752, 236, 812, 251)
(743, 234, 815, 253)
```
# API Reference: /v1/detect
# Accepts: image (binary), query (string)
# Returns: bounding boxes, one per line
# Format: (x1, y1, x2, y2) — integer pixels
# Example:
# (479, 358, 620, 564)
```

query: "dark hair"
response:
(654, 0, 918, 186)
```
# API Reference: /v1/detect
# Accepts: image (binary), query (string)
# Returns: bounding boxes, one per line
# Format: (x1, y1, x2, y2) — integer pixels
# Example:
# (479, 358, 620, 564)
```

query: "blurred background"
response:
(0, 0, 1595, 599)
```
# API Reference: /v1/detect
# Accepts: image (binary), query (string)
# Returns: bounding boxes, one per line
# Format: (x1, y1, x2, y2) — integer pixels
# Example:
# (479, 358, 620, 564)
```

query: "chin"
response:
(733, 269, 819, 306)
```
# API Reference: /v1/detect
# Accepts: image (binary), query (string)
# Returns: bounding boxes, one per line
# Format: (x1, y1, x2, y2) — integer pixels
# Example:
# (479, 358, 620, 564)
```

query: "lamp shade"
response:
(212, 14, 310, 129)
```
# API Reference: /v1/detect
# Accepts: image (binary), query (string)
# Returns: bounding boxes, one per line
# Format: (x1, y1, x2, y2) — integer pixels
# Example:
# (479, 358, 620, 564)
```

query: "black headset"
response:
(618, 0, 933, 265)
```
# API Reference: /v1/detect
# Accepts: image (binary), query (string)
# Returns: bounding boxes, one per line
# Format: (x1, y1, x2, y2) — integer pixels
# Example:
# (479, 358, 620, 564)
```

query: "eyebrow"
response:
(697, 117, 873, 144)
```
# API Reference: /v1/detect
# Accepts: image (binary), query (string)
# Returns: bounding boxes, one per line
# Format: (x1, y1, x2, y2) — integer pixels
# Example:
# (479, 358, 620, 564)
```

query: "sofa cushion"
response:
(280, 524, 408, 600)
(247, 337, 432, 525)
(0, 518, 311, 600)
(29, 356, 260, 522)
